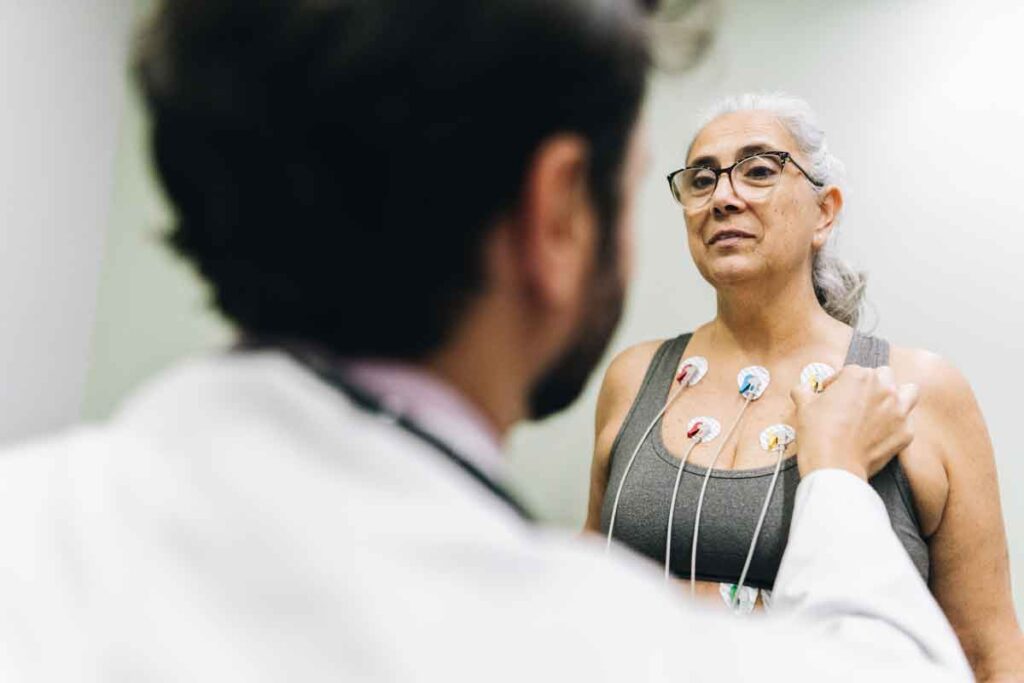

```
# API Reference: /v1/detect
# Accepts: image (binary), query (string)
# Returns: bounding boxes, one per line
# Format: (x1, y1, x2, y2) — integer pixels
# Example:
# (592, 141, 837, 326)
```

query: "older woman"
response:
(585, 93, 1022, 681)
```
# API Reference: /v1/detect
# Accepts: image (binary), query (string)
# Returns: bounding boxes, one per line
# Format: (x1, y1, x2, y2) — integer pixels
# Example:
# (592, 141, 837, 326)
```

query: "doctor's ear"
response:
(812, 185, 843, 249)
(514, 134, 597, 308)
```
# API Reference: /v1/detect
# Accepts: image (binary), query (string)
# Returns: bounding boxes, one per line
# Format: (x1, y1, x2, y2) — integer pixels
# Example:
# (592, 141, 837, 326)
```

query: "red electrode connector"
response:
(676, 364, 693, 384)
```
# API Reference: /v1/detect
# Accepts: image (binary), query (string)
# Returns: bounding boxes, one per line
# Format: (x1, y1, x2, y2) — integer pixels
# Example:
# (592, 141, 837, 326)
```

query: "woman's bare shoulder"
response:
(888, 345, 976, 416)
(603, 339, 665, 388)
(589, 339, 667, 489)
(594, 339, 666, 432)
(888, 344, 983, 536)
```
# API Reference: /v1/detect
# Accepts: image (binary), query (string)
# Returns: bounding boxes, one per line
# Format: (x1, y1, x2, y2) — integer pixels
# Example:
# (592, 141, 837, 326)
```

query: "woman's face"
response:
(682, 110, 832, 292)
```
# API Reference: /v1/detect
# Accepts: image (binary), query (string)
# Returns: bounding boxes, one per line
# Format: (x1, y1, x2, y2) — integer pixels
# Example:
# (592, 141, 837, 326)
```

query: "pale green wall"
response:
(81, 64, 233, 420)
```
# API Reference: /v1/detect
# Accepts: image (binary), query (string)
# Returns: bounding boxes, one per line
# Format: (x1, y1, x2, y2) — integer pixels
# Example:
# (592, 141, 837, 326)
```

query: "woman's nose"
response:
(712, 171, 745, 216)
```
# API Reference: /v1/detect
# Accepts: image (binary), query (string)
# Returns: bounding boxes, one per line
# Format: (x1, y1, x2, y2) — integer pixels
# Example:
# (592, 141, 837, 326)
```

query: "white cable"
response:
(605, 357, 707, 551)
(731, 446, 785, 606)
(689, 396, 752, 596)
(605, 382, 689, 552)
(664, 439, 700, 580)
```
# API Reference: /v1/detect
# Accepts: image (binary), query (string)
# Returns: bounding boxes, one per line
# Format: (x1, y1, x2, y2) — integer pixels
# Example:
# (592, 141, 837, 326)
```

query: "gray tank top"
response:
(599, 331, 929, 589)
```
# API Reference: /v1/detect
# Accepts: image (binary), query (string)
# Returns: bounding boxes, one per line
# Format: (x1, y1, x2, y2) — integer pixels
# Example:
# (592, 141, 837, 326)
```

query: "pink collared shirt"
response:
(340, 359, 505, 479)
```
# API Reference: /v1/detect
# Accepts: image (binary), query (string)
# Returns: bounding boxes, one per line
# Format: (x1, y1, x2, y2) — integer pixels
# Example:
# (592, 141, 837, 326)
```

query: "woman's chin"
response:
(702, 258, 765, 288)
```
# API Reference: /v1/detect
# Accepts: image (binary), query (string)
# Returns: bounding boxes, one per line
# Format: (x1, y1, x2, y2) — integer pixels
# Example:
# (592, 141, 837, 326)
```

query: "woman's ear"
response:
(812, 185, 844, 249)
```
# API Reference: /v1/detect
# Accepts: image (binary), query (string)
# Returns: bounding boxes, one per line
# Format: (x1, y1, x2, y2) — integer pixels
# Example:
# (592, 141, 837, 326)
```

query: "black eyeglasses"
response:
(667, 151, 824, 211)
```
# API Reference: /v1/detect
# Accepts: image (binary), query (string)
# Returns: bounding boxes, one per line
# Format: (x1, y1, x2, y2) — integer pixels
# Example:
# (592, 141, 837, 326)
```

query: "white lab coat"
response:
(0, 351, 971, 681)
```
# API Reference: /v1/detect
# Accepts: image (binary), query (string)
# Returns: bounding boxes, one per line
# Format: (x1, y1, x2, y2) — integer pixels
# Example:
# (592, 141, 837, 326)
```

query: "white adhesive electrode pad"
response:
(677, 356, 708, 386)
(686, 416, 721, 443)
(759, 424, 796, 451)
(737, 366, 770, 400)
(720, 583, 758, 615)
(800, 362, 836, 393)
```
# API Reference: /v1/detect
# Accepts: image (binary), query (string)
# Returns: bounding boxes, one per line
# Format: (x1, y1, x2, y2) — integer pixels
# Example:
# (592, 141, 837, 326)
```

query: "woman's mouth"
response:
(708, 229, 755, 246)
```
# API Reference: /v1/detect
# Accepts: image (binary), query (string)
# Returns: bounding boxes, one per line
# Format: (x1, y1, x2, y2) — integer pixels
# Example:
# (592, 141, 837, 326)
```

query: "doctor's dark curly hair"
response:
(135, 0, 651, 358)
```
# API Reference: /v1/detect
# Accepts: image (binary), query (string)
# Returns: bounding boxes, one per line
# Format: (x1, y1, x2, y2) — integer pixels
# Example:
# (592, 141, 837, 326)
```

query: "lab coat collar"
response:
(338, 359, 507, 481)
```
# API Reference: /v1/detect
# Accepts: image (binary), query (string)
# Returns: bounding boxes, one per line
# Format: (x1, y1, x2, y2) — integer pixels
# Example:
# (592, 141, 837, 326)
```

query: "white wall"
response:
(0, 1, 133, 443)
(506, 0, 1024, 617)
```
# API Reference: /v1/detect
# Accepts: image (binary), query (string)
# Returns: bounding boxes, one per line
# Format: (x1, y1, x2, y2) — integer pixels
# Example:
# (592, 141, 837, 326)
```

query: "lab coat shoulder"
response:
(0, 353, 667, 679)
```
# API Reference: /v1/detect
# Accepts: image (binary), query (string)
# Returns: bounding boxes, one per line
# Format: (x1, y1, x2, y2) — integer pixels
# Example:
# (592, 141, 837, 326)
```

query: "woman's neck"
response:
(710, 275, 847, 362)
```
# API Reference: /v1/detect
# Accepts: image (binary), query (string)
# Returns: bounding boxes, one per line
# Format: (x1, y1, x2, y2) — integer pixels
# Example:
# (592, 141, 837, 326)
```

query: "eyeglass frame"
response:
(666, 150, 824, 208)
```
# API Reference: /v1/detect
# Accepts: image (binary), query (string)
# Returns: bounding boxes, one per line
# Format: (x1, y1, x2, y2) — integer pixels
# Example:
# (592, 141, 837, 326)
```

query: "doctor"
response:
(0, 0, 971, 680)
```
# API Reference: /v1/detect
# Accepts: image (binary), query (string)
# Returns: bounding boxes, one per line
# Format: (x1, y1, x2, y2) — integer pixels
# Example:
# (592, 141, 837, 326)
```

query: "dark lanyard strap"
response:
(311, 365, 535, 524)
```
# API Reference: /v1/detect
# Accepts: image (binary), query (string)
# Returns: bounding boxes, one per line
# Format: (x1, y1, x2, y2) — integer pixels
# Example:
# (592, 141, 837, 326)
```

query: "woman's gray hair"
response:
(696, 93, 866, 327)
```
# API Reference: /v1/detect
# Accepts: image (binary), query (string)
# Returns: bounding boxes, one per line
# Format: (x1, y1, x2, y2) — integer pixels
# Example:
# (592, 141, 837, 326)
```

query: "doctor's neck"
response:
(423, 332, 528, 444)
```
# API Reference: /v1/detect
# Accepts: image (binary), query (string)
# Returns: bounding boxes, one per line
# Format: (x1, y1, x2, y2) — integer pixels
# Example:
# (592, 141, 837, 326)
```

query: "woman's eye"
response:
(740, 159, 781, 182)
(685, 170, 717, 191)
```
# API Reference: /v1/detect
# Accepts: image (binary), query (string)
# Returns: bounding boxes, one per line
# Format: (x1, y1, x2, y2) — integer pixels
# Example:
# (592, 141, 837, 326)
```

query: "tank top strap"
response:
(625, 333, 693, 428)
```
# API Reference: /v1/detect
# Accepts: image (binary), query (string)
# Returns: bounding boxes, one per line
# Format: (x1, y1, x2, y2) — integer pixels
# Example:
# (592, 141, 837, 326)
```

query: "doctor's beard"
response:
(526, 251, 625, 421)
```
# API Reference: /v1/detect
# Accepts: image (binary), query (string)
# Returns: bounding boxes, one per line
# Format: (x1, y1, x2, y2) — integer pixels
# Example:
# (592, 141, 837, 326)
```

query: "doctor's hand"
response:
(791, 366, 919, 481)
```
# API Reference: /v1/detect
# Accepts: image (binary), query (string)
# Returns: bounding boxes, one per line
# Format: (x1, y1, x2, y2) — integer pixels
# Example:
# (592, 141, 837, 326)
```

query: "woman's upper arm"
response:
(582, 340, 662, 533)
(897, 349, 1024, 680)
